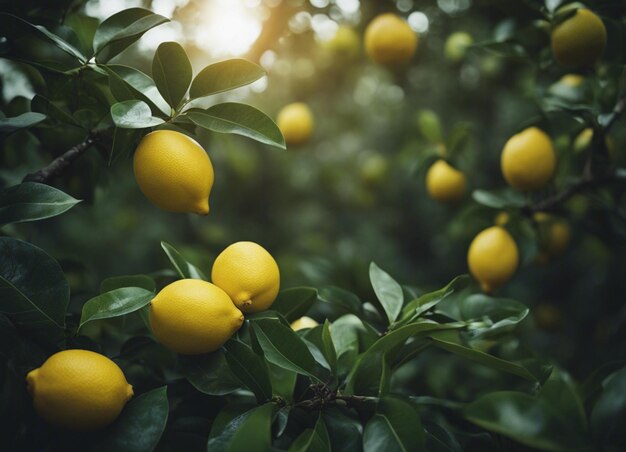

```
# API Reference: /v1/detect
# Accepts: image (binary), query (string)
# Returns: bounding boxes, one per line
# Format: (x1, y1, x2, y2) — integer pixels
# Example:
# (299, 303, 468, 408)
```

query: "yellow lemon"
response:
(277, 103, 314, 147)
(364, 13, 418, 65)
(494, 211, 510, 226)
(501, 127, 556, 191)
(212, 241, 280, 313)
(468, 226, 519, 293)
(324, 25, 360, 58)
(559, 74, 585, 87)
(426, 159, 467, 203)
(150, 279, 244, 354)
(574, 127, 616, 158)
(551, 8, 607, 68)
(291, 316, 319, 331)
(445, 32, 474, 62)
(26, 349, 133, 431)
(133, 130, 214, 215)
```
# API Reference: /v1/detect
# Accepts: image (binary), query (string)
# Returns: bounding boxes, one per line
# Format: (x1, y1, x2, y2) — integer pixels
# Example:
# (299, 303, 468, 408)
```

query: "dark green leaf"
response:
(100, 275, 156, 294)
(323, 409, 363, 452)
(591, 366, 626, 447)
(96, 387, 168, 452)
(31, 95, 79, 125)
(207, 403, 274, 452)
(186, 103, 285, 149)
(0, 182, 80, 227)
(271, 287, 318, 322)
(104, 65, 170, 116)
(152, 42, 192, 110)
(0, 237, 68, 342)
(369, 262, 404, 324)
(189, 58, 265, 99)
(109, 127, 141, 165)
(111, 100, 165, 129)
(179, 349, 241, 396)
(472, 189, 526, 209)
(289, 415, 331, 452)
(321, 320, 337, 375)
(79, 287, 154, 330)
(160, 241, 208, 280)
(224, 339, 272, 403)
(94, 8, 169, 62)
(0, 112, 46, 133)
(363, 397, 425, 452)
(539, 369, 587, 432)
(318, 286, 362, 315)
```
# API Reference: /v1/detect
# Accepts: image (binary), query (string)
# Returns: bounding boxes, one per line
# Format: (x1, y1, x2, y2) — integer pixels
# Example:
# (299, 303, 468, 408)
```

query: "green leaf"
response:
(104, 65, 170, 116)
(465, 391, 590, 451)
(96, 387, 168, 452)
(65, 14, 99, 56)
(207, 403, 274, 452)
(100, 275, 156, 294)
(369, 262, 403, 324)
(152, 42, 192, 110)
(189, 58, 265, 99)
(323, 408, 363, 452)
(251, 318, 320, 381)
(321, 320, 337, 375)
(472, 189, 526, 209)
(179, 349, 242, 396)
(31, 95, 78, 125)
(0, 182, 80, 227)
(111, 100, 165, 129)
(224, 339, 272, 403)
(0, 112, 46, 133)
(94, 8, 169, 63)
(318, 286, 363, 315)
(289, 415, 331, 452)
(186, 103, 285, 149)
(79, 287, 154, 330)
(0, 237, 68, 342)
(0, 13, 86, 63)
(109, 127, 141, 165)
(539, 369, 587, 432)
(591, 366, 626, 447)
(363, 397, 426, 452)
(395, 275, 469, 327)
(271, 287, 318, 322)
(160, 241, 208, 280)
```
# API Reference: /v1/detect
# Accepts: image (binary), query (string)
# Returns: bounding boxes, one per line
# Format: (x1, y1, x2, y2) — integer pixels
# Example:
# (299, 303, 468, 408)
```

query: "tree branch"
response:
(22, 130, 104, 184)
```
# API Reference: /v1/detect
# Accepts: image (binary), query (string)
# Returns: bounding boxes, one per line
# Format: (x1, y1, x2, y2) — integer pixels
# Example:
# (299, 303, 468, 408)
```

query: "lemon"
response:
(559, 74, 585, 87)
(494, 211, 510, 226)
(212, 241, 280, 313)
(276, 103, 314, 147)
(426, 159, 467, 203)
(26, 349, 133, 431)
(445, 32, 473, 62)
(468, 226, 519, 293)
(150, 279, 244, 354)
(501, 127, 556, 191)
(291, 316, 319, 331)
(364, 13, 417, 65)
(133, 130, 214, 215)
(324, 25, 360, 58)
(551, 8, 607, 68)
(574, 127, 616, 158)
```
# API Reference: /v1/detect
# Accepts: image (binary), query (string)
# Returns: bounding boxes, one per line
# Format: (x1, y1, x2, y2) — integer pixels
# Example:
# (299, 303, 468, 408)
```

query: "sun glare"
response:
(194, 0, 263, 57)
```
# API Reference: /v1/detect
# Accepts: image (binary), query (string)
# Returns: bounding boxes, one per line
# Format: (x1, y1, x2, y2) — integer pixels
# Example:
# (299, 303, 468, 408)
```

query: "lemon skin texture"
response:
(133, 130, 214, 215)
(551, 9, 607, 68)
(365, 14, 418, 65)
(26, 349, 133, 431)
(501, 127, 556, 191)
(150, 279, 244, 354)
(468, 226, 519, 293)
(426, 159, 467, 202)
(291, 316, 319, 331)
(277, 103, 314, 147)
(212, 241, 281, 314)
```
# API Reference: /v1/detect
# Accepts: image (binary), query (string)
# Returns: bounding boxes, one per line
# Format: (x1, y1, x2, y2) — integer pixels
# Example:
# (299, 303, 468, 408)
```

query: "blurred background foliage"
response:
(1, 0, 626, 393)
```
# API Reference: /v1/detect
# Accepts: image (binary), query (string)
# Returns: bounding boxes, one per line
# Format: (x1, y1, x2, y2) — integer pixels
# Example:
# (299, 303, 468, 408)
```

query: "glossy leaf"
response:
(104, 64, 170, 116)
(369, 262, 403, 324)
(96, 387, 168, 452)
(472, 189, 526, 209)
(189, 58, 265, 99)
(591, 366, 626, 447)
(152, 42, 192, 109)
(318, 286, 362, 315)
(186, 103, 285, 149)
(0, 183, 80, 227)
(31, 95, 78, 125)
(111, 100, 165, 129)
(363, 397, 425, 452)
(109, 127, 141, 165)
(0, 237, 68, 342)
(179, 349, 241, 396)
(94, 8, 169, 62)
(289, 415, 331, 452)
(160, 241, 208, 280)
(271, 287, 318, 322)
(79, 287, 154, 330)
(224, 339, 272, 403)
(207, 403, 274, 452)
(323, 409, 363, 452)
(0, 112, 46, 133)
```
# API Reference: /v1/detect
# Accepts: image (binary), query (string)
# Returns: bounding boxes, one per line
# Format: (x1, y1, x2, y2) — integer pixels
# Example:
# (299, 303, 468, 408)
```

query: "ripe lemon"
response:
(211, 241, 280, 313)
(574, 127, 615, 158)
(468, 226, 519, 293)
(276, 103, 314, 146)
(445, 32, 473, 62)
(150, 279, 244, 354)
(559, 74, 585, 87)
(551, 8, 607, 68)
(364, 13, 417, 65)
(291, 316, 319, 331)
(26, 349, 133, 431)
(426, 159, 467, 203)
(133, 130, 214, 215)
(501, 127, 556, 191)
(324, 25, 360, 58)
